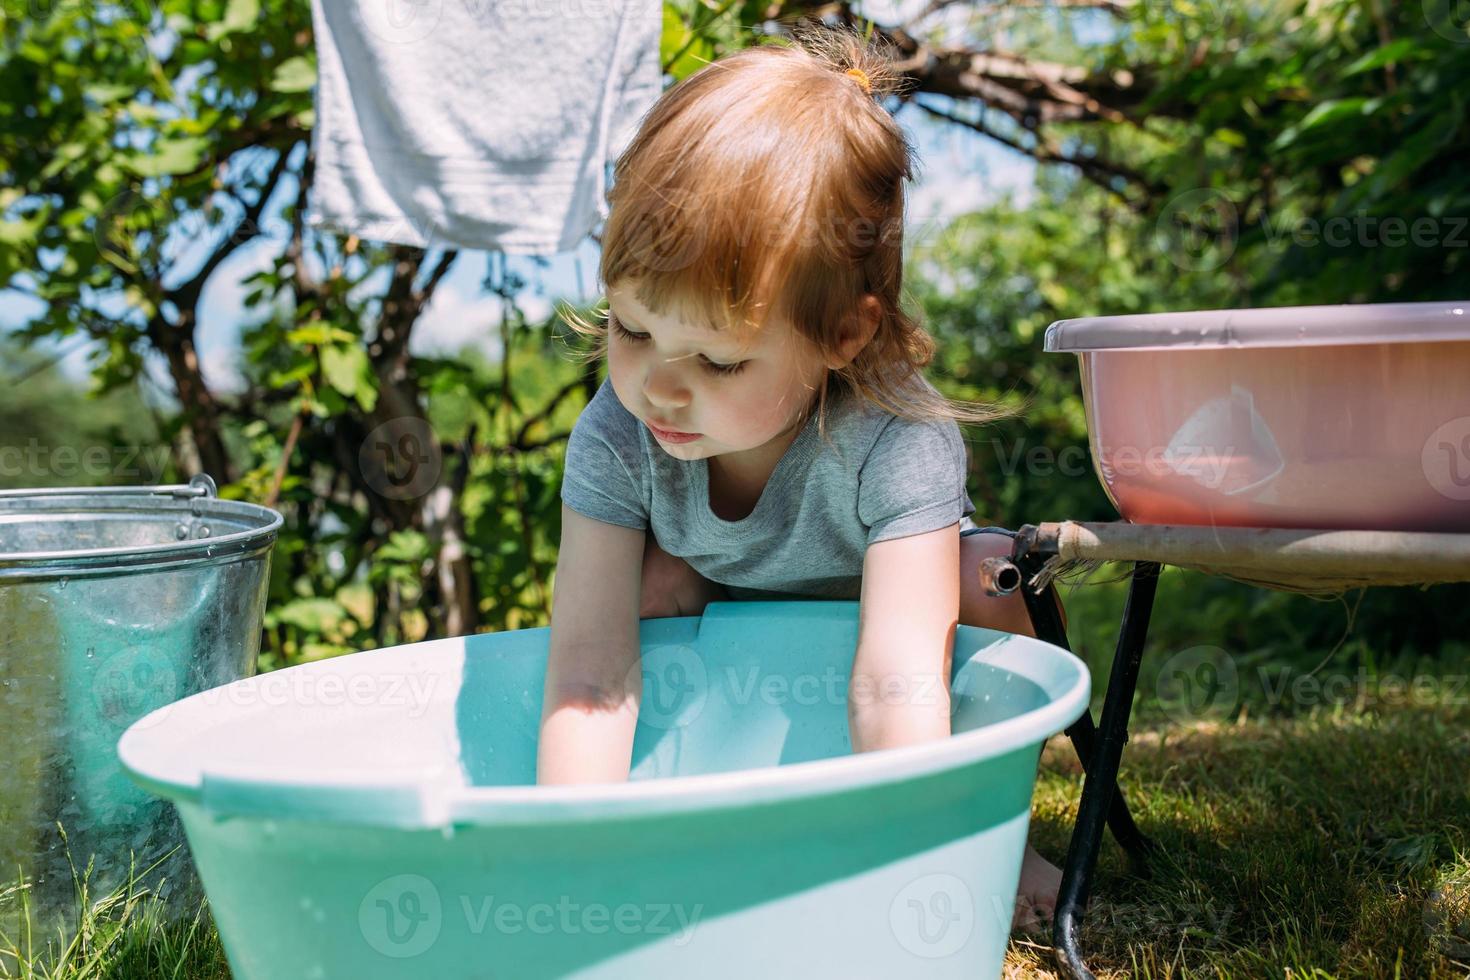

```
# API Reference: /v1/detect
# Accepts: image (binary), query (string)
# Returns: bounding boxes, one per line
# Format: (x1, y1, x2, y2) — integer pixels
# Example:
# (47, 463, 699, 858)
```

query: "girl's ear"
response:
(825, 294, 881, 371)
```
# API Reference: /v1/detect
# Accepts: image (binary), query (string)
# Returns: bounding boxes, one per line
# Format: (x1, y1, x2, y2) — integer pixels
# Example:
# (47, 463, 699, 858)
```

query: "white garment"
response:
(308, 0, 662, 254)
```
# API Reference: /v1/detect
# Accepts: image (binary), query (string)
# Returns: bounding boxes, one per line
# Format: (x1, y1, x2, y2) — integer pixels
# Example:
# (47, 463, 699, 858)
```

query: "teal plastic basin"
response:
(119, 600, 1089, 979)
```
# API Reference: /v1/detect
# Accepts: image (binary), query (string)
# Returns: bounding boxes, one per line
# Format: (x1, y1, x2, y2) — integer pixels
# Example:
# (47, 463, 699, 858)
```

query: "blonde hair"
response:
(558, 22, 1024, 440)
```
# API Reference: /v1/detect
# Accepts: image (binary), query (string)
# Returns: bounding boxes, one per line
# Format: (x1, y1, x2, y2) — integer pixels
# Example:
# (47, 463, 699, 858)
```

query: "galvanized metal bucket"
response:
(0, 474, 282, 941)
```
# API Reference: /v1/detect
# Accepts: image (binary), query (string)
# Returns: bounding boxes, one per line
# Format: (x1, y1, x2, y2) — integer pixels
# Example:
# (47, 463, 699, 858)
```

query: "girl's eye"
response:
(610, 315, 747, 377)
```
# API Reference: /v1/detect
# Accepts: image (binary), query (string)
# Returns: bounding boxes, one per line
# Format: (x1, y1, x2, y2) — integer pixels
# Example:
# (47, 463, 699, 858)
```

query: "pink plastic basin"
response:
(1044, 301, 1470, 532)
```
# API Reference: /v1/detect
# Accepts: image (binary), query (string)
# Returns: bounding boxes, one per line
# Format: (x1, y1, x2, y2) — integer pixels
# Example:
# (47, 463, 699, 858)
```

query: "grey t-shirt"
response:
(560, 376, 977, 600)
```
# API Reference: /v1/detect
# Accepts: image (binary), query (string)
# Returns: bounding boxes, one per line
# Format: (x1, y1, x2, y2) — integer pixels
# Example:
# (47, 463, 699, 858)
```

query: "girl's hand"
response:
(538, 506, 646, 786)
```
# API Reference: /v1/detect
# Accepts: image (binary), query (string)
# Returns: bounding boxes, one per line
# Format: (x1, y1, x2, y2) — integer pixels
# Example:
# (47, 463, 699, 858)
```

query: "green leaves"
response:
(660, 3, 713, 80)
(1341, 38, 1428, 78)
(286, 325, 353, 346)
(83, 82, 136, 105)
(375, 530, 430, 565)
(271, 56, 316, 94)
(1271, 96, 1382, 150)
(0, 206, 49, 248)
(206, 0, 262, 41)
(1297, 96, 1375, 131)
(130, 135, 210, 177)
(320, 343, 379, 412)
(272, 597, 348, 634)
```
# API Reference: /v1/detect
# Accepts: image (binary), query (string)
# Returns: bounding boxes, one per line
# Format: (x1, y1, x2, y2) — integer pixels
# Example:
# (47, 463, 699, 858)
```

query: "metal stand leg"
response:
(978, 523, 1160, 977)
(1051, 560, 1162, 980)
(1060, 708, 1156, 869)
(1011, 567, 1157, 869)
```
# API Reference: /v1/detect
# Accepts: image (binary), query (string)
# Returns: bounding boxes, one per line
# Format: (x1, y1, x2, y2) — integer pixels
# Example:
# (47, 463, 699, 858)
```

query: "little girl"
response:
(536, 23, 1068, 933)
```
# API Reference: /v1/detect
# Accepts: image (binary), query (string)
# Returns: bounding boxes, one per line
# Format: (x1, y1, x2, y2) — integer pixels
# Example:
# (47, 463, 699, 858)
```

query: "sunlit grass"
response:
(1009, 684, 1470, 977)
(0, 836, 227, 980)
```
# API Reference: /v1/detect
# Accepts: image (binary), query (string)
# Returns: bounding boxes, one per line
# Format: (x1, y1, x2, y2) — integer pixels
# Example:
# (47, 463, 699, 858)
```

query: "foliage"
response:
(0, 340, 174, 489)
(1, 0, 1467, 671)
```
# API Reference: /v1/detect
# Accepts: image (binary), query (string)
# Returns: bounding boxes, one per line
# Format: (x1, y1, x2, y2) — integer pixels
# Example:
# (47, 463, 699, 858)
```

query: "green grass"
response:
(1006, 565, 1470, 978)
(1013, 706, 1470, 978)
(0, 842, 227, 980)
(4, 568, 1467, 978)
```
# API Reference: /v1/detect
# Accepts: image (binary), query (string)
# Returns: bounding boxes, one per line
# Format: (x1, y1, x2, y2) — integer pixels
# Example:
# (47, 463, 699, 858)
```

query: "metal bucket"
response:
(0, 474, 281, 942)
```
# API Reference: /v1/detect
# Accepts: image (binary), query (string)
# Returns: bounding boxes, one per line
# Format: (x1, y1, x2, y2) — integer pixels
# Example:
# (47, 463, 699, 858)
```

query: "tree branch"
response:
(414, 248, 459, 310)
(169, 145, 293, 315)
(914, 99, 1164, 206)
(512, 376, 586, 449)
(790, 2, 1157, 127)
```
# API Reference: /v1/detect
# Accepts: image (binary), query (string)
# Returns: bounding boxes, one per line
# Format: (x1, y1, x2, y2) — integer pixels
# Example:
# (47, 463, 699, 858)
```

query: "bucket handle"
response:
(0, 473, 217, 500)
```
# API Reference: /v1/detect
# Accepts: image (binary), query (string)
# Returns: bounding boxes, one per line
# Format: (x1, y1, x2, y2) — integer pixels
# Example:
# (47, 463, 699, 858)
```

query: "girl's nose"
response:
(643, 361, 691, 409)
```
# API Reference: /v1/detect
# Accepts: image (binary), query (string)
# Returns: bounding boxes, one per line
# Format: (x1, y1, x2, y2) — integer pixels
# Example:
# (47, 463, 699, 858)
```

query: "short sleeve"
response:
(857, 416, 976, 545)
(559, 381, 649, 530)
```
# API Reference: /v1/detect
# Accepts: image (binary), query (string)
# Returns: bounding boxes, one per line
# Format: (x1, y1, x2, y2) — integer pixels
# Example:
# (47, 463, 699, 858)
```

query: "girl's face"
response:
(605, 281, 831, 465)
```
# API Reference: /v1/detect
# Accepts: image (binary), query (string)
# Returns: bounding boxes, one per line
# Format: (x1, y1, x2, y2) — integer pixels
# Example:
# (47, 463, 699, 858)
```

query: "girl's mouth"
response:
(647, 422, 701, 444)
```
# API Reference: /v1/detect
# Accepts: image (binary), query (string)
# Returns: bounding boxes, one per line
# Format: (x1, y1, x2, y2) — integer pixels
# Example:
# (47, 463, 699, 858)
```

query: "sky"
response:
(1, 2, 1038, 399)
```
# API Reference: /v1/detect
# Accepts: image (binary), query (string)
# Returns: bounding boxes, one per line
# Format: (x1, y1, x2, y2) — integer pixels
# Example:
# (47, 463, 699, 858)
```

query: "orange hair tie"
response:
(845, 67, 872, 95)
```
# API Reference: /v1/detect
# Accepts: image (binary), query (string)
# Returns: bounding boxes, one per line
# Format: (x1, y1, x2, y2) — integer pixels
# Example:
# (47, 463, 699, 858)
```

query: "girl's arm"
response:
(849, 524, 960, 753)
(537, 504, 646, 785)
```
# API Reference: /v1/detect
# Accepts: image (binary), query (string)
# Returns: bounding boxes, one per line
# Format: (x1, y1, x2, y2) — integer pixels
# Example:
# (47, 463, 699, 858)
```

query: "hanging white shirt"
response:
(308, 0, 662, 254)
